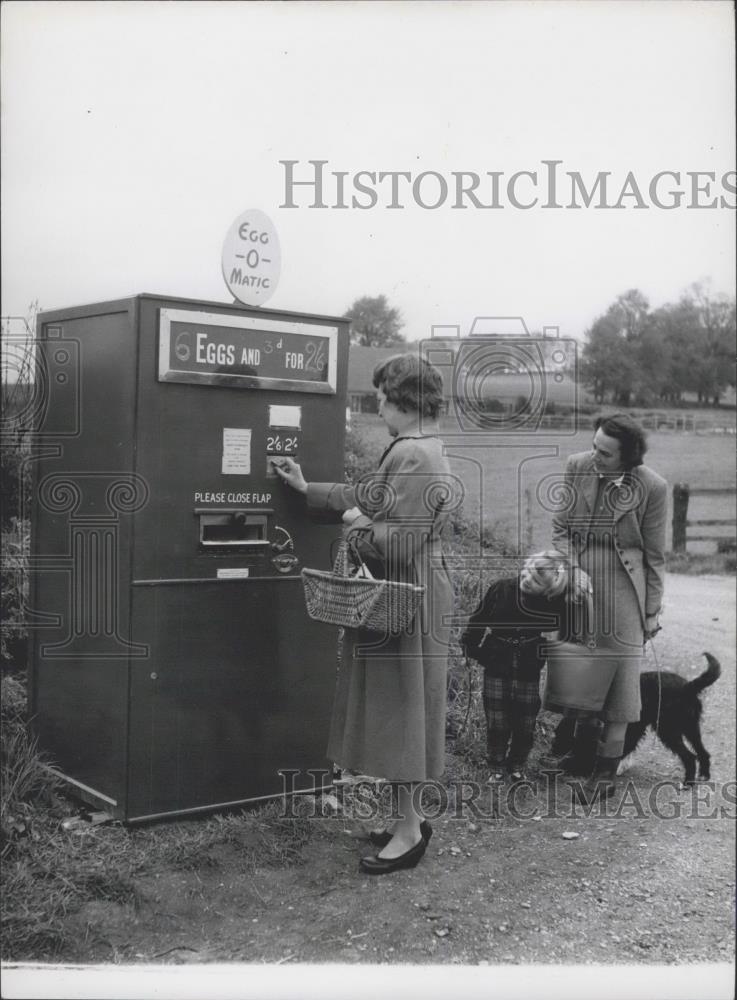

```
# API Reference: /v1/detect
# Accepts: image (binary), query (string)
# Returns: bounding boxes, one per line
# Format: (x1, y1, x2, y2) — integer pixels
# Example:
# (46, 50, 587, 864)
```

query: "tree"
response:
(582, 285, 736, 408)
(610, 288, 650, 343)
(640, 306, 684, 405)
(631, 315, 672, 406)
(344, 295, 405, 347)
(686, 283, 736, 405)
(581, 291, 648, 405)
(657, 297, 703, 403)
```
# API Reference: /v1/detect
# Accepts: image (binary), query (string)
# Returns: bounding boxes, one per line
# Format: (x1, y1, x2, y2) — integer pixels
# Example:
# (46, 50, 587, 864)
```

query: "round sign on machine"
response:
(221, 209, 281, 307)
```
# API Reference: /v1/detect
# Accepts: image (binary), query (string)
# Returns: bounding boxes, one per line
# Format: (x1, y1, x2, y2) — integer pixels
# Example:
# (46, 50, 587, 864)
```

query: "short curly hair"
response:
(372, 353, 444, 419)
(522, 550, 569, 598)
(594, 412, 648, 468)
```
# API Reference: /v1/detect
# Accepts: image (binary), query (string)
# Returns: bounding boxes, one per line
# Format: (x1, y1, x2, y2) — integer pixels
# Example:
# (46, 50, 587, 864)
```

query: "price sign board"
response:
(158, 309, 338, 394)
(222, 209, 281, 307)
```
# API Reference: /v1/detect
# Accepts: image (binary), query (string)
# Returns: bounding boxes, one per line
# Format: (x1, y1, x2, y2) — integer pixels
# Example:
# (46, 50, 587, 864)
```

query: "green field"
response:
(349, 415, 736, 555)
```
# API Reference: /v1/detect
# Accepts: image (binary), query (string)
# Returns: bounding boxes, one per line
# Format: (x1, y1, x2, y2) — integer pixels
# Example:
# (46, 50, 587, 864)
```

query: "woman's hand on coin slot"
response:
(272, 456, 308, 494)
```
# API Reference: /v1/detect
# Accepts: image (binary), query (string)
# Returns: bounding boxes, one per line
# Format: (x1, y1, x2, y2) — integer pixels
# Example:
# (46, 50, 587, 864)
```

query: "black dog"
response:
(550, 652, 721, 785)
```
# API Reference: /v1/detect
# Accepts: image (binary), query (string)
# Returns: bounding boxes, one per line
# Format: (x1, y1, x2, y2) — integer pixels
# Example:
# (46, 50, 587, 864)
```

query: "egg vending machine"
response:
(29, 294, 349, 822)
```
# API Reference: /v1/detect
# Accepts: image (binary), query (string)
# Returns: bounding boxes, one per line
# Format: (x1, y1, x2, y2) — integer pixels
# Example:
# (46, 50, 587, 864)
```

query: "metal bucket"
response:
(543, 640, 619, 712)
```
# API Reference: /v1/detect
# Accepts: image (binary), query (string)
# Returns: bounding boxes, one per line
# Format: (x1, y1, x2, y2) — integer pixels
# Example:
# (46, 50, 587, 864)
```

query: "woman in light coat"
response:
(275, 353, 457, 874)
(547, 413, 667, 802)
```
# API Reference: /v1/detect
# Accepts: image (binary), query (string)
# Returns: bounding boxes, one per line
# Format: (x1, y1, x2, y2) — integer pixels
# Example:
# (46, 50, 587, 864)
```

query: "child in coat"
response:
(461, 551, 574, 782)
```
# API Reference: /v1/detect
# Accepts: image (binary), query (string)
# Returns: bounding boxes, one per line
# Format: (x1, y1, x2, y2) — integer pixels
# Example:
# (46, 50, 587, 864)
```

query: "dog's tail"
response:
(682, 652, 721, 697)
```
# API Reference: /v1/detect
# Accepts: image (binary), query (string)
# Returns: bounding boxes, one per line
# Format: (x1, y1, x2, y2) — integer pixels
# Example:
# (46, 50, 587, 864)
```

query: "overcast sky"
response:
(2, 0, 735, 340)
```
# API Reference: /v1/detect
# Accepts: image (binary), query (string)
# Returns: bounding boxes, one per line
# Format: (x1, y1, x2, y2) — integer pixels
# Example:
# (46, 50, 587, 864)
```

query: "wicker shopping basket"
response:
(301, 540, 424, 634)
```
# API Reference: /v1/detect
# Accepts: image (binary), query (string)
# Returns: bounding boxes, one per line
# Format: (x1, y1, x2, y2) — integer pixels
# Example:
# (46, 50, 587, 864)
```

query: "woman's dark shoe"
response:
(368, 820, 432, 849)
(359, 836, 426, 875)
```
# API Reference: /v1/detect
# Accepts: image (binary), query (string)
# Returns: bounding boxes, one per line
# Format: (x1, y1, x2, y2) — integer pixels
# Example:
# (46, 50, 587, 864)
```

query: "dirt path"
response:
(42, 574, 737, 966)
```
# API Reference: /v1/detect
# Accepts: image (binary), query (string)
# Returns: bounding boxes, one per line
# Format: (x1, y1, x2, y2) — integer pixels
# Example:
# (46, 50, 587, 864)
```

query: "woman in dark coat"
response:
(547, 413, 667, 802)
(275, 354, 457, 874)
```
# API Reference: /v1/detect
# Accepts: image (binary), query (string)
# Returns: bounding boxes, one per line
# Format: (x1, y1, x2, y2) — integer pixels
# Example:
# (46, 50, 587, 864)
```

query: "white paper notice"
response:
(268, 404, 302, 428)
(222, 428, 251, 475)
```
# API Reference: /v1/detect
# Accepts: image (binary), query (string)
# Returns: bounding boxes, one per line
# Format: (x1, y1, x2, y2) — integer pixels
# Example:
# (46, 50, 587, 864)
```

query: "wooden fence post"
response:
(672, 482, 690, 552)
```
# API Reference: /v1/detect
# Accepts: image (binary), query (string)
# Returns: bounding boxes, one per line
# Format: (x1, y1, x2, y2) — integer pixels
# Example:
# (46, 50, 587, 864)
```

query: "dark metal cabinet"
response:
(30, 294, 348, 821)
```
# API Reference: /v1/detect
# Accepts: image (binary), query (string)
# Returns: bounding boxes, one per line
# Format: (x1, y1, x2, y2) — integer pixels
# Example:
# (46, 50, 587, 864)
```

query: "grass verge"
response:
(1, 785, 319, 961)
(1, 674, 320, 961)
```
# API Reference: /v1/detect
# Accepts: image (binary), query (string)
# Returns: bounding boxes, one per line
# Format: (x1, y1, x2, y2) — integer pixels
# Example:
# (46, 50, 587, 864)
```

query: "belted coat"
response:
(461, 577, 569, 680)
(551, 451, 667, 624)
(306, 435, 456, 781)
(547, 450, 667, 721)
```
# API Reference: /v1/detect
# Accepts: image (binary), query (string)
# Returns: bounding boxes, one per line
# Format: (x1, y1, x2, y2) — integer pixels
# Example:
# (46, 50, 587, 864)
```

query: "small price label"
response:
(266, 433, 299, 455)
